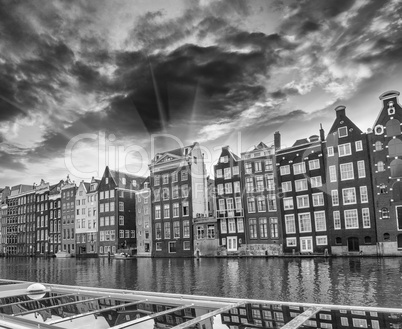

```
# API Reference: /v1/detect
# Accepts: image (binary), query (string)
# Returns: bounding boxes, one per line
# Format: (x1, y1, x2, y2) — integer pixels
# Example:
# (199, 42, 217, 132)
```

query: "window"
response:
(340, 162, 354, 180)
(245, 162, 252, 174)
(330, 190, 339, 207)
(224, 168, 231, 179)
(183, 220, 190, 238)
(163, 204, 170, 218)
(249, 219, 257, 239)
(245, 177, 254, 193)
(221, 219, 227, 234)
(285, 215, 296, 234)
(316, 236, 328, 245)
(268, 194, 277, 211)
(154, 175, 160, 186)
(164, 222, 171, 239)
(265, 159, 273, 171)
(182, 201, 189, 216)
(309, 159, 320, 170)
(247, 197, 256, 213)
(168, 241, 176, 253)
(358, 208, 370, 230)
(338, 143, 352, 157)
(287, 237, 297, 247)
(255, 176, 264, 192)
(172, 185, 179, 199)
(265, 174, 275, 190)
(225, 183, 232, 194)
(237, 218, 244, 233)
(233, 166, 239, 175)
(181, 185, 188, 198)
(280, 165, 290, 175)
(310, 176, 322, 188)
(155, 242, 162, 251)
(216, 169, 223, 178)
(344, 209, 359, 229)
(172, 171, 178, 182)
(375, 141, 383, 151)
(207, 224, 215, 238)
(162, 187, 170, 200)
(183, 241, 190, 250)
(154, 188, 160, 202)
(270, 217, 279, 238)
(181, 171, 188, 181)
(255, 161, 262, 172)
(226, 198, 234, 210)
(377, 161, 385, 172)
(293, 162, 306, 175)
(234, 181, 241, 193)
(298, 213, 312, 232)
(228, 218, 236, 233)
(327, 146, 334, 157)
(119, 202, 124, 211)
(259, 218, 268, 238)
(360, 186, 368, 203)
(217, 184, 224, 195)
(173, 203, 179, 217)
(343, 188, 356, 204)
(196, 225, 204, 239)
(352, 319, 367, 328)
(338, 126, 348, 137)
(257, 196, 266, 212)
(329, 165, 337, 182)
(295, 179, 308, 192)
(357, 160, 366, 178)
(355, 140, 363, 151)
(218, 199, 225, 213)
(282, 181, 292, 192)
(312, 193, 324, 207)
(296, 195, 309, 209)
(283, 197, 294, 210)
(155, 205, 161, 219)
(382, 208, 390, 219)
(314, 211, 326, 231)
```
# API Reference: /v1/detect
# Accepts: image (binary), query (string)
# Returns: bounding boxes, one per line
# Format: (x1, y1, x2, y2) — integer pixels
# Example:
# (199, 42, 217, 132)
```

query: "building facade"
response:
(214, 146, 245, 254)
(326, 106, 377, 255)
(276, 129, 329, 254)
(60, 180, 76, 255)
(35, 179, 50, 255)
(369, 91, 402, 255)
(135, 180, 152, 257)
(241, 142, 282, 256)
(150, 142, 208, 257)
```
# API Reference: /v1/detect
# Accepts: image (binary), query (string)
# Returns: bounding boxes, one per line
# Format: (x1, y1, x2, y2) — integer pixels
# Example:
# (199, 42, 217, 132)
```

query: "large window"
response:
(270, 218, 279, 239)
(293, 162, 306, 175)
(237, 218, 244, 233)
(312, 193, 324, 207)
(228, 218, 236, 233)
(249, 219, 257, 239)
(226, 198, 234, 210)
(283, 197, 294, 210)
(173, 203, 179, 217)
(168, 241, 176, 253)
(314, 211, 326, 231)
(155, 223, 161, 239)
(340, 163, 354, 180)
(234, 181, 241, 193)
(259, 218, 268, 238)
(246, 177, 254, 193)
(344, 209, 359, 229)
(267, 194, 277, 211)
(257, 196, 266, 212)
(173, 221, 180, 238)
(285, 215, 296, 234)
(338, 126, 348, 137)
(164, 222, 171, 239)
(245, 162, 252, 174)
(309, 159, 320, 170)
(377, 161, 385, 172)
(265, 174, 275, 190)
(256, 176, 264, 192)
(338, 143, 352, 157)
(295, 179, 308, 192)
(280, 165, 290, 175)
(343, 188, 356, 204)
(163, 204, 170, 218)
(225, 183, 232, 194)
(310, 176, 322, 188)
(247, 197, 256, 213)
(355, 140, 363, 151)
(296, 195, 309, 209)
(281, 181, 292, 192)
(224, 168, 231, 179)
(155, 205, 161, 219)
(235, 197, 242, 210)
(298, 213, 312, 232)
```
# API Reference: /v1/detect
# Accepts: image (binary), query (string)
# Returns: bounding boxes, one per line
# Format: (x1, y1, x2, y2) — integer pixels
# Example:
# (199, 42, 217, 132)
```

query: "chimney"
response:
(319, 123, 325, 141)
(334, 105, 346, 118)
(274, 131, 281, 150)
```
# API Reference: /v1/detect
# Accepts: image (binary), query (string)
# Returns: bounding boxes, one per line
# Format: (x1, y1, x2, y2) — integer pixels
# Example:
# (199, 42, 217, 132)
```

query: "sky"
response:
(1, 0, 402, 187)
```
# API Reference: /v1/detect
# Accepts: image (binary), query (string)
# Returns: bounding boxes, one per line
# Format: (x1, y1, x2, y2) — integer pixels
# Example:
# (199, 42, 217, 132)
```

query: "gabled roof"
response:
(109, 169, 146, 190)
(153, 142, 198, 163)
(292, 138, 310, 147)
(255, 141, 269, 149)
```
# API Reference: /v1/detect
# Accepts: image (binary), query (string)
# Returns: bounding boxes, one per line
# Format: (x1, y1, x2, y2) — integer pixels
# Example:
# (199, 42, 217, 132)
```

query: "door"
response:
(348, 237, 359, 252)
(398, 235, 402, 249)
(227, 237, 237, 251)
(300, 237, 313, 252)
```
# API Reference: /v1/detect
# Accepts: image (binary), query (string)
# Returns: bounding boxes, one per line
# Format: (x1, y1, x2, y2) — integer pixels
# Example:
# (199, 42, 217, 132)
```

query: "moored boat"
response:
(54, 251, 72, 258)
(114, 252, 136, 260)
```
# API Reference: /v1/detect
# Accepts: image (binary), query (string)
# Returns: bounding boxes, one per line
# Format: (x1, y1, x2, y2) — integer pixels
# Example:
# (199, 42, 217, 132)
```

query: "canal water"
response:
(0, 257, 401, 308)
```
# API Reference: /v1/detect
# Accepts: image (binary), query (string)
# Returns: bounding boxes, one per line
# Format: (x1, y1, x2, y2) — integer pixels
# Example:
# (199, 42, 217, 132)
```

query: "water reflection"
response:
(1, 257, 402, 307)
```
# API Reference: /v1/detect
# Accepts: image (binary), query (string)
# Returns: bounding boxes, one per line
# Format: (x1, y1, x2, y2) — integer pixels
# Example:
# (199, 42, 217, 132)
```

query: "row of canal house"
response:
(2, 90, 402, 257)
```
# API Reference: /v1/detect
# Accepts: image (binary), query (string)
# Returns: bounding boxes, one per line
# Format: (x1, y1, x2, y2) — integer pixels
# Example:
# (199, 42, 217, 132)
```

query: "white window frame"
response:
(310, 176, 322, 188)
(312, 193, 324, 207)
(331, 190, 339, 206)
(342, 187, 356, 205)
(357, 160, 366, 178)
(224, 168, 231, 179)
(316, 235, 328, 246)
(286, 237, 297, 247)
(340, 162, 354, 181)
(327, 146, 334, 157)
(344, 209, 359, 229)
(309, 159, 320, 170)
(295, 179, 308, 192)
(281, 181, 292, 192)
(293, 162, 306, 175)
(360, 186, 368, 203)
(338, 126, 348, 138)
(300, 236, 313, 252)
(362, 208, 370, 228)
(314, 211, 327, 231)
(280, 165, 290, 175)
(285, 214, 296, 234)
(334, 210, 341, 230)
(296, 195, 309, 209)
(216, 169, 223, 178)
(283, 197, 294, 210)
(355, 140, 363, 151)
(338, 143, 352, 157)
(329, 165, 337, 182)
(298, 213, 312, 233)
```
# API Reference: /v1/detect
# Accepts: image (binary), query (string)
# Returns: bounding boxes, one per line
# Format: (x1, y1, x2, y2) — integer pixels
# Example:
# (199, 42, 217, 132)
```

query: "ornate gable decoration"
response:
(155, 152, 182, 164)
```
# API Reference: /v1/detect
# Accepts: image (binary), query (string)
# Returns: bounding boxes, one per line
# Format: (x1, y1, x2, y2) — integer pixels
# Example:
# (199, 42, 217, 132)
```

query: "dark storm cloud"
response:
(0, 150, 26, 171)
(270, 88, 300, 99)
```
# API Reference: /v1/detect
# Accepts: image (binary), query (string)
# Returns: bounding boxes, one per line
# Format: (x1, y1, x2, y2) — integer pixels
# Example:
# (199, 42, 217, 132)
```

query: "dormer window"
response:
(388, 101, 396, 115)
(90, 184, 95, 191)
(338, 126, 348, 138)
